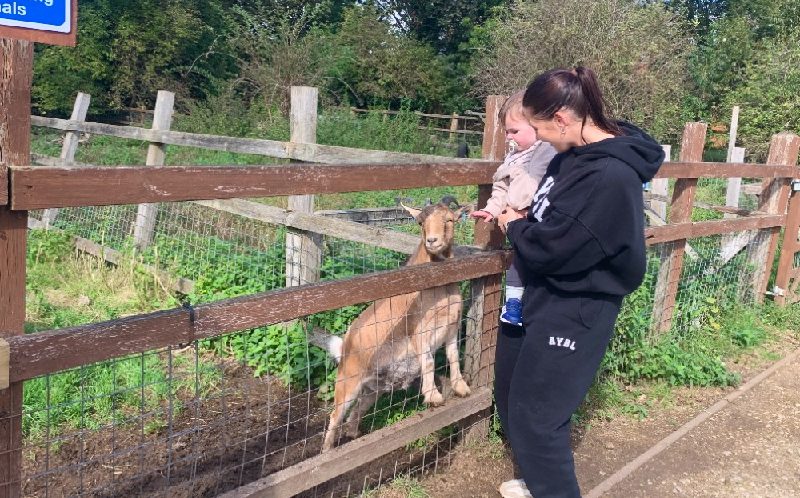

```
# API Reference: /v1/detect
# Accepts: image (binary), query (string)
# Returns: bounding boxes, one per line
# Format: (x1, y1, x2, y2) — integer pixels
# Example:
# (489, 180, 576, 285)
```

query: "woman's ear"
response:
(553, 109, 571, 128)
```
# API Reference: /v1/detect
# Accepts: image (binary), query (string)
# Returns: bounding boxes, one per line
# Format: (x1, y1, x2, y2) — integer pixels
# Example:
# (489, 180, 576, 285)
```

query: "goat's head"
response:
(401, 196, 470, 258)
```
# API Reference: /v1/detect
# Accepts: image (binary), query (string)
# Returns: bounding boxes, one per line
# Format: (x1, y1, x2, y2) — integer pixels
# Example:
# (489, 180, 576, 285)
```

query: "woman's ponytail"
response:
(572, 67, 621, 136)
(523, 66, 621, 136)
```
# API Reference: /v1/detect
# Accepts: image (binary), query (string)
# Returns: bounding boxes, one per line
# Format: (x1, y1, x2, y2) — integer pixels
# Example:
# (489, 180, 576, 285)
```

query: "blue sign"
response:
(0, 0, 71, 33)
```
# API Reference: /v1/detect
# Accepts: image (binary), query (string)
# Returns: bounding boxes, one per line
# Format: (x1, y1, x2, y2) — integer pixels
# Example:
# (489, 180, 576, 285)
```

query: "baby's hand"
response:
(470, 210, 494, 222)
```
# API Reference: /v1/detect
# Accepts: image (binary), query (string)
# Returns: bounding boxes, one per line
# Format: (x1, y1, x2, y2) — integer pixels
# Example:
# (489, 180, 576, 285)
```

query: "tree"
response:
(33, 0, 234, 114)
(366, 0, 507, 55)
(721, 32, 800, 159)
(471, 0, 693, 141)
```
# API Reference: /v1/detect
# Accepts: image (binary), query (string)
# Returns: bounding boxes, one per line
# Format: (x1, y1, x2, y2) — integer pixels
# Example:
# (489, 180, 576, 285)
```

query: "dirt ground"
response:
(20, 330, 800, 497)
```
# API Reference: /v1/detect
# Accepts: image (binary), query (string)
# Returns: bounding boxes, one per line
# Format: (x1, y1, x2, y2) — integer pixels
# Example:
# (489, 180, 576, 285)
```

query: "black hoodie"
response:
(505, 122, 664, 298)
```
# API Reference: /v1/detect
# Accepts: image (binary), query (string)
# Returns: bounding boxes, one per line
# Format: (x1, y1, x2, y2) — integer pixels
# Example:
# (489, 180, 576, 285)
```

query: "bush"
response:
(470, 0, 693, 142)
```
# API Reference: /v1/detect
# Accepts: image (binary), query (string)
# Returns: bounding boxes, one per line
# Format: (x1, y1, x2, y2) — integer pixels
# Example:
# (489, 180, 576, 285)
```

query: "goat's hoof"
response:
(425, 391, 445, 406)
(452, 379, 471, 397)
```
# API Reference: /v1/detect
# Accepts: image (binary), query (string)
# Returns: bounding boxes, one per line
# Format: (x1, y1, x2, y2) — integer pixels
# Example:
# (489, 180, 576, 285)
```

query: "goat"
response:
(312, 197, 472, 451)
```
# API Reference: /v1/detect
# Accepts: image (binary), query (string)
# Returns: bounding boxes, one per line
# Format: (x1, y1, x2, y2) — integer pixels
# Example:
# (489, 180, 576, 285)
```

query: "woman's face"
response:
(524, 108, 570, 152)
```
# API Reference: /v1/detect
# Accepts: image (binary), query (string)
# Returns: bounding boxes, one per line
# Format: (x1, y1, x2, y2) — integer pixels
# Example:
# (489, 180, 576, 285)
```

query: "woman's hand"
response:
(497, 208, 526, 233)
(470, 210, 495, 222)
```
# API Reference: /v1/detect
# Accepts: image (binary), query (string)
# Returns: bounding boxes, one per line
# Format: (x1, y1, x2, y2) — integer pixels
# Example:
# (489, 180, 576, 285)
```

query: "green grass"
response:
(24, 230, 221, 440)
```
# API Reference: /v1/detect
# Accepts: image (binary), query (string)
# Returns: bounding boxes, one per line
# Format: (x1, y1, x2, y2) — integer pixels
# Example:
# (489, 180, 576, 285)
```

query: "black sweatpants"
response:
(495, 290, 622, 498)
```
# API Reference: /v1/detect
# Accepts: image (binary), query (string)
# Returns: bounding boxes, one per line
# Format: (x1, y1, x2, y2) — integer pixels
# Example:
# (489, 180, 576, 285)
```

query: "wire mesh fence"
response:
(17, 169, 798, 496)
(20, 198, 489, 497)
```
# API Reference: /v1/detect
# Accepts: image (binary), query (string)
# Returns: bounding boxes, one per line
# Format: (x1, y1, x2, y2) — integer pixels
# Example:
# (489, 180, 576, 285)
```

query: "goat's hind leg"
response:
(343, 387, 378, 440)
(322, 376, 362, 452)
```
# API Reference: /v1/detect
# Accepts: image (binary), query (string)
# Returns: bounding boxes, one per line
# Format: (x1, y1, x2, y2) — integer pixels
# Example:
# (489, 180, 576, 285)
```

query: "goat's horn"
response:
(440, 195, 459, 208)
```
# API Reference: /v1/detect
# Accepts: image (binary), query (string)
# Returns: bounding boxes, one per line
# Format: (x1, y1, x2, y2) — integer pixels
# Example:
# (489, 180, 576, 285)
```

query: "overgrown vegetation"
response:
(31, 0, 800, 155)
(24, 230, 221, 439)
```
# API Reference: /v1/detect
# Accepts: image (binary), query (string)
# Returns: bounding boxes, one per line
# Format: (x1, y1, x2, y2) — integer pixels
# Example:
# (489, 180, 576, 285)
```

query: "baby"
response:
(471, 90, 556, 326)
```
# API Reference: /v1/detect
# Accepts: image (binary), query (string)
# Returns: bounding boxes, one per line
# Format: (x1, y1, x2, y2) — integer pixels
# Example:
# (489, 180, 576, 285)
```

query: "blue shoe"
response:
(500, 298, 522, 326)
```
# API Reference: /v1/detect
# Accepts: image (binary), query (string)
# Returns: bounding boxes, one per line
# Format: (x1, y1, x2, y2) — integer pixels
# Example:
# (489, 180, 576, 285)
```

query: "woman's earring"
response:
(559, 127, 566, 135)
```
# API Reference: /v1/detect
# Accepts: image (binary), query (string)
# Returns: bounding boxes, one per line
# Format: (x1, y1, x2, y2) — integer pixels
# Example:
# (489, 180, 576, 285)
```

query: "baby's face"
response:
(504, 114, 538, 151)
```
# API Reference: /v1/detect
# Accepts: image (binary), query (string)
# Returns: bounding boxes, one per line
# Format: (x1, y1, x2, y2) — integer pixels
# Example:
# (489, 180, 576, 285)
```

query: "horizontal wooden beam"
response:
(30, 116, 480, 165)
(10, 162, 497, 210)
(217, 387, 492, 498)
(655, 162, 797, 180)
(7, 250, 510, 382)
(645, 214, 786, 245)
(193, 199, 420, 255)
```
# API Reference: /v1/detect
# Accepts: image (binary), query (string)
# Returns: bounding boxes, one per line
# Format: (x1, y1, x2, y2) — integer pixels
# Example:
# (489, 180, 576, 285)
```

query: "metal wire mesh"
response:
(20, 197, 488, 497)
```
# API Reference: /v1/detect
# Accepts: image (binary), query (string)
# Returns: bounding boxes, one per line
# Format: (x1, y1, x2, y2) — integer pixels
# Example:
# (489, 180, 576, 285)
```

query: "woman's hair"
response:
(498, 89, 526, 129)
(522, 67, 621, 136)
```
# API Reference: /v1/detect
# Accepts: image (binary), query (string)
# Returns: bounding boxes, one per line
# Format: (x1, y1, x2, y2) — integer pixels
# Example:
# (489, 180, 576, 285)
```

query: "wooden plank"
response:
(748, 133, 800, 302)
(41, 92, 91, 227)
(0, 339, 8, 390)
(286, 86, 322, 287)
(29, 115, 482, 165)
(652, 123, 707, 334)
(724, 147, 746, 212)
(216, 388, 492, 498)
(654, 162, 795, 179)
(0, 37, 31, 498)
(7, 251, 511, 382)
(649, 145, 670, 219)
(9, 161, 498, 210)
(644, 214, 785, 245)
(774, 185, 800, 305)
(193, 199, 419, 254)
(134, 90, 174, 250)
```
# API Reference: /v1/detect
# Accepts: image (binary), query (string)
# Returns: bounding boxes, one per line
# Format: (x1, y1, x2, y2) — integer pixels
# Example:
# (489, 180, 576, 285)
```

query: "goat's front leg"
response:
(418, 347, 444, 406)
(445, 326, 470, 397)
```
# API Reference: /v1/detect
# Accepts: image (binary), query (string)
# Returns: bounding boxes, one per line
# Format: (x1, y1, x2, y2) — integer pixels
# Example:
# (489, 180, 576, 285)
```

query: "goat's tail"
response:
(308, 327, 343, 364)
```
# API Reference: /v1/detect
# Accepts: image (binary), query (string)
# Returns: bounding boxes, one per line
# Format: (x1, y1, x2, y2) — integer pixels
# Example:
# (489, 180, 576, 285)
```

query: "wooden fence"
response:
(1, 87, 800, 497)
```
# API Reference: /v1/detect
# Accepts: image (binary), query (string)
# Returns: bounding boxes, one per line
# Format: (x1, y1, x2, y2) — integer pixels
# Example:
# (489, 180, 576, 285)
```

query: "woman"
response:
(495, 67, 664, 498)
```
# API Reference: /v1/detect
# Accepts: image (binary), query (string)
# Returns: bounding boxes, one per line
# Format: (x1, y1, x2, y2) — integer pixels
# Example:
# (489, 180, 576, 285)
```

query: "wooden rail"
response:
(217, 388, 493, 498)
(9, 161, 498, 210)
(6, 250, 511, 383)
(29, 115, 481, 165)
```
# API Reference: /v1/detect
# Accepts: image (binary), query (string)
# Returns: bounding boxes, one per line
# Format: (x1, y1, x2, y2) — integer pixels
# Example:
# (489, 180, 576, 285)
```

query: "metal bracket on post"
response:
(771, 286, 786, 297)
(791, 179, 800, 192)
(0, 337, 9, 390)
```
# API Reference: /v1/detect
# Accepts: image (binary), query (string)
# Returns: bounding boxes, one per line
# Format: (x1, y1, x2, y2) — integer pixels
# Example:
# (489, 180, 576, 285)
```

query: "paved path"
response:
(587, 349, 800, 497)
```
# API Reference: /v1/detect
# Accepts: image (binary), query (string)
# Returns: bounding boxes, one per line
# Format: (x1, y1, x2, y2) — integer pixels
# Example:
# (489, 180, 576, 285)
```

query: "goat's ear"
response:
(400, 202, 423, 221)
(454, 204, 473, 221)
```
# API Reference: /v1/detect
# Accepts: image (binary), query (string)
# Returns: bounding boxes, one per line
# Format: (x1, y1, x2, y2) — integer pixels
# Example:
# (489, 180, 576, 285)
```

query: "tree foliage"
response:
(33, 0, 233, 115)
(471, 0, 693, 141)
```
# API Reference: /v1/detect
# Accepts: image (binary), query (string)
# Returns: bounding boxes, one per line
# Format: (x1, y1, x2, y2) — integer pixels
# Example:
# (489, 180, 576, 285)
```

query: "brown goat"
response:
(314, 199, 471, 451)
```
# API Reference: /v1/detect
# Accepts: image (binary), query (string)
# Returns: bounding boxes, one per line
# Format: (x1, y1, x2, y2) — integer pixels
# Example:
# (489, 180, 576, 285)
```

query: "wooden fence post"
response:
(449, 112, 459, 142)
(0, 37, 32, 498)
(286, 86, 322, 287)
(649, 145, 671, 220)
(774, 158, 800, 305)
(651, 123, 707, 334)
(41, 92, 91, 228)
(463, 95, 505, 443)
(748, 133, 800, 302)
(133, 90, 174, 250)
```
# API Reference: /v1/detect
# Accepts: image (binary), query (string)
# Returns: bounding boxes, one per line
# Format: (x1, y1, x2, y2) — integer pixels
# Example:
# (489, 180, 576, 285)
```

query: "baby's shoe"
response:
(500, 297, 522, 326)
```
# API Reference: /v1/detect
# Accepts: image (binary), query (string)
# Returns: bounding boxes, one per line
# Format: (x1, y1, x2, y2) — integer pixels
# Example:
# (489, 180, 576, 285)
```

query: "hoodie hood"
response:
(572, 121, 664, 183)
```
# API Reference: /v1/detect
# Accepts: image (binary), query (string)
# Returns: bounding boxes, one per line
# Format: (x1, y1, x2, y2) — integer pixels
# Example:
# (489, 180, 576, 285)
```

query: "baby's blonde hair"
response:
(498, 90, 527, 129)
